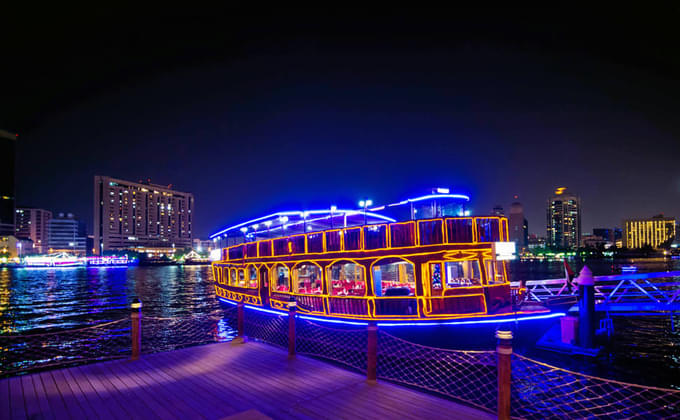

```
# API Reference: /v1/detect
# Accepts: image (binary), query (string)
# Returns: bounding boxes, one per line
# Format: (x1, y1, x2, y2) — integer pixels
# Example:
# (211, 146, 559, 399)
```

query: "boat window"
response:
(293, 263, 323, 295)
(230, 268, 237, 285)
(446, 218, 474, 243)
(274, 264, 290, 292)
(476, 218, 501, 242)
(246, 243, 258, 258)
(344, 228, 362, 250)
(307, 233, 323, 253)
(219, 267, 226, 284)
(290, 235, 306, 254)
(259, 241, 272, 257)
(328, 261, 365, 296)
(228, 245, 244, 260)
(325, 230, 342, 252)
(273, 238, 289, 256)
(418, 220, 444, 245)
(444, 261, 481, 287)
(501, 219, 509, 241)
(364, 225, 387, 250)
(372, 258, 415, 297)
(485, 260, 506, 285)
(390, 222, 415, 248)
(248, 265, 258, 288)
(429, 263, 443, 294)
(238, 269, 246, 287)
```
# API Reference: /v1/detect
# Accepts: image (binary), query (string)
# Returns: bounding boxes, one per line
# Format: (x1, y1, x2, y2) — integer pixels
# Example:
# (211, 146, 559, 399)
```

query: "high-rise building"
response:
(623, 215, 676, 249)
(47, 213, 87, 255)
(0, 130, 17, 236)
(546, 187, 581, 250)
(508, 200, 528, 248)
(593, 228, 613, 242)
(15, 208, 53, 253)
(94, 176, 194, 254)
(492, 205, 504, 217)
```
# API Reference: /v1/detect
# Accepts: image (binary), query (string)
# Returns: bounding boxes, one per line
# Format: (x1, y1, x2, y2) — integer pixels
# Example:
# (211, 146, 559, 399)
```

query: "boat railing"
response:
(511, 270, 680, 310)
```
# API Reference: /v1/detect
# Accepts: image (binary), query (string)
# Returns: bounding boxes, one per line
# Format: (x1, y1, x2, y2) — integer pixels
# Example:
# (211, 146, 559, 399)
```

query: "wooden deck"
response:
(1, 341, 495, 420)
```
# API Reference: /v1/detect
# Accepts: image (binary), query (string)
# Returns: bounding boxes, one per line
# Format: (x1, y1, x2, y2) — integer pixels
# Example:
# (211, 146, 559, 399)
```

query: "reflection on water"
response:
(0, 265, 219, 335)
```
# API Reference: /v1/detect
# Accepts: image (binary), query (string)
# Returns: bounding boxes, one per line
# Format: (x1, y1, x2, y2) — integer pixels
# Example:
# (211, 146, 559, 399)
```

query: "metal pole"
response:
(577, 266, 595, 348)
(288, 296, 297, 357)
(367, 321, 378, 383)
(237, 302, 244, 338)
(496, 329, 513, 420)
(131, 299, 142, 360)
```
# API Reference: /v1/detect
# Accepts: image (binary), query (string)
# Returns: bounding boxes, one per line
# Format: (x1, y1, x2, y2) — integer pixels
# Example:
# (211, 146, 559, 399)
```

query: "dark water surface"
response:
(1, 260, 678, 388)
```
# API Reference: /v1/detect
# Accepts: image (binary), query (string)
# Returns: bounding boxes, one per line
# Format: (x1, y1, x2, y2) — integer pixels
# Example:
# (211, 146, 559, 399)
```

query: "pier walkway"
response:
(1, 340, 494, 420)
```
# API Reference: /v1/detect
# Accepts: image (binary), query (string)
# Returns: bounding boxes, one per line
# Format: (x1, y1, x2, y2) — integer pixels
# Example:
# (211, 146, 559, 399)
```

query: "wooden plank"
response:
(98, 360, 178, 420)
(50, 369, 89, 419)
(39, 370, 71, 419)
(8, 376, 26, 420)
(66, 365, 118, 420)
(84, 362, 157, 420)
(113, 359, 197, 420)
(138, 350, 237, 418)
(0, 377, 11, 420)
(20, 374, 42, 420)
(60, 368, 105, 420)
(73, 364, 132, 419)
(28, 372, 54, 420)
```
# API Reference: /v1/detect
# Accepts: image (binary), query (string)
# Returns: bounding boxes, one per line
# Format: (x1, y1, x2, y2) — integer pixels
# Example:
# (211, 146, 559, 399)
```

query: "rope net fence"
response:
(377, 330, 497, 413)
(295, 318, 367, 372)
(142, 307, 237, 354)
(511, 353, 680, 419)
(243, 307, 288, 348)
(0, 319, 131, 377)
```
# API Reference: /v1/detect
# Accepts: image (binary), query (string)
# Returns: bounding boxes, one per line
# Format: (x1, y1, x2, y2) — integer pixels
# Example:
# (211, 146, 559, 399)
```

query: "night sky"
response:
(3, 9, 680, 238)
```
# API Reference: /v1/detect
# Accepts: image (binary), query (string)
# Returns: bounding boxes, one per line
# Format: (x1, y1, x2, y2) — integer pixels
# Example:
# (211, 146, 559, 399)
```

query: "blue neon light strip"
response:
(382, 193, 470, 209)
(298, 315, 369, 326)
(244, 304, 289, 316)
(210, 209, 396, 239)
(376, 312, 565, 327)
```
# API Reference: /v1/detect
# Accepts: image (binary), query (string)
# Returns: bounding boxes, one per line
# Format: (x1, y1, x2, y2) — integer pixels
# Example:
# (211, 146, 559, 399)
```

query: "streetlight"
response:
(264, 220, 272, 238)
(358, 199, 373, 225)
(330, 205, 337, 228)
(240, 227, 248, 242)
(279, 216, 289, 236)
(302, 211, 309, 233)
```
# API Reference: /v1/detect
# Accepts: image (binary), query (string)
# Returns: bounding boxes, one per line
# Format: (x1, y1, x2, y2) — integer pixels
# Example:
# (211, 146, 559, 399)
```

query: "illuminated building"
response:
(15, 208, 52, 253)
(94, 176, 194, 254)
(0, 130, 17, 236)
(546, 187, 581, 250)
(47, 213, 87, 255)
(593, 228, 613, 242)
(623, 215, 676, 249)
(508, 200, 528, 249)
(492, 205, 504, 217)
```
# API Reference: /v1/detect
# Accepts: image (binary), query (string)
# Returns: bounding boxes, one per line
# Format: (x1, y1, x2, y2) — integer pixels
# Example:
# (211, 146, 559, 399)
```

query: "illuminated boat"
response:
(22, 252, 85, 267)
(211, 190, 550, 324)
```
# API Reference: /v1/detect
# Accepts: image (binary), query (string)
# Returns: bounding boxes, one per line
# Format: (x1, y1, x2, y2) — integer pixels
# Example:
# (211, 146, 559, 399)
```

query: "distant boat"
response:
(86, 255, 135, 267)
(22, 252, 84, 267)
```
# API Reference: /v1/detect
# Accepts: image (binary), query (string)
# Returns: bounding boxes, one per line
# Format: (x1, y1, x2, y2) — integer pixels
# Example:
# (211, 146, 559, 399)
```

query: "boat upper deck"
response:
(218, 216, 509, 264)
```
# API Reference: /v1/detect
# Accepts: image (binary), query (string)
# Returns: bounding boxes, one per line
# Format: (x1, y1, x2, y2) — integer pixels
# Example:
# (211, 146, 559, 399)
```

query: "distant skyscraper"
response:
(15, 208, 53, 253)
(623, 215, 676, 249)
(592, 228, 613, 242)
(492, 205, 504, 217)
(0, 130, 17, 236)
(47, 213, 87, 255)
(508, 200, 528, 248)
(546, 187, 581, 250)
(94, 176, 194, 254)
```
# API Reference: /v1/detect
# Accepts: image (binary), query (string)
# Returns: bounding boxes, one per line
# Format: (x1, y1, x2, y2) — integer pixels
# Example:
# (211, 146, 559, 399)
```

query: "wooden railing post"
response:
(367, 321, 378, 383)
(496, 329, 513, 420)
(237, 302, 245, 338)
(288, 296, 297, 357)
(131, 299, 142, 360)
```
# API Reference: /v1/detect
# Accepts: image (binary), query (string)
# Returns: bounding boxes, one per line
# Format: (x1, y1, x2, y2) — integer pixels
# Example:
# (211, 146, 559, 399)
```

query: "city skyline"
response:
(3, 11, 679, 238)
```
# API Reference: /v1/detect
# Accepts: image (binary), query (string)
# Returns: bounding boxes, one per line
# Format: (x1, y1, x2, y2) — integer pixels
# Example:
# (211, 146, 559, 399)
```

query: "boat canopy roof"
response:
(210, 189, 471, 244)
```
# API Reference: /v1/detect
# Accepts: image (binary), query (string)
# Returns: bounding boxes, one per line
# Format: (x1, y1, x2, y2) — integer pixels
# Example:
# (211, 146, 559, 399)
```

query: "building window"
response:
(327, 261, 365, 296)
(372, 258, 415, 296)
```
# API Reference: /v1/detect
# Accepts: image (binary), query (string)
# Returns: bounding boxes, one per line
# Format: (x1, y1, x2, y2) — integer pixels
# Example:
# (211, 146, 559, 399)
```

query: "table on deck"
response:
(1, 341, 495, 420)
